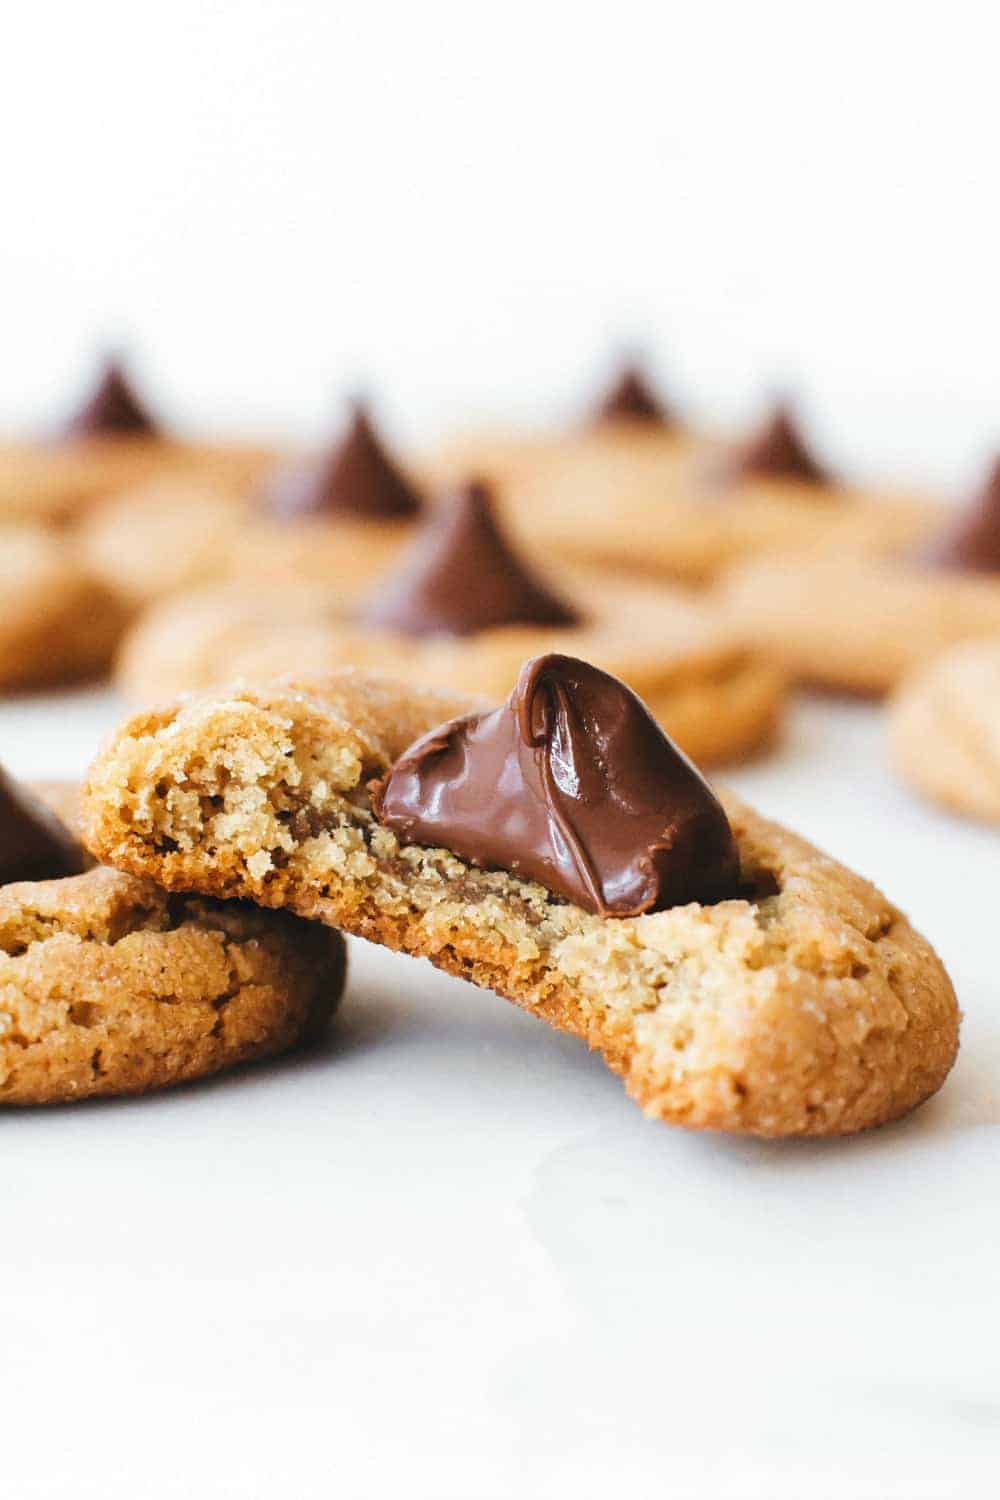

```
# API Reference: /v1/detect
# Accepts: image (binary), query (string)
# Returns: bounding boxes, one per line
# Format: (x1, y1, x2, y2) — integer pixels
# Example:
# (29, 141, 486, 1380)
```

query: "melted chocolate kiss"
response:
(361, 480, 580, 637)
(923, 456, 1000, 574)
(373, 654, 740, 916)
(64, 358, 159, 439)
(594, 363, 672, 427)
(266, 402, 423, 521)
(730, 403, 830, 486)
(0, 769, 87, 885)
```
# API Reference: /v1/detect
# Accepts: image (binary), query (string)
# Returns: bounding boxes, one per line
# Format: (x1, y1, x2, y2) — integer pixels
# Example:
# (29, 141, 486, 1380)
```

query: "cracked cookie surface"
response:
(0, 853, 346, 1105)
(82, 671, 959, 1137)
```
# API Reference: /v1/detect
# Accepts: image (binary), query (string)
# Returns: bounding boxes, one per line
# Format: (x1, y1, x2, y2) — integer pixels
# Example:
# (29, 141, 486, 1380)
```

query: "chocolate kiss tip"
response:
(374, 653, 740, 917)
(360, 479, 581, 638)
(594, 364, 672, 427)
(266, 401, 423, 521)
(923, 455, 1000, 574)
(730, 403, 830, 486)
(0, 769, 88, 886)
(64, 358, 159, 439)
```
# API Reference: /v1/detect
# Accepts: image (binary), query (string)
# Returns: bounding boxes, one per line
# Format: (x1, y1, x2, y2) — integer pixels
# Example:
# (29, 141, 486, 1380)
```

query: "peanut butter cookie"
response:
(82, 668, 959, 1137)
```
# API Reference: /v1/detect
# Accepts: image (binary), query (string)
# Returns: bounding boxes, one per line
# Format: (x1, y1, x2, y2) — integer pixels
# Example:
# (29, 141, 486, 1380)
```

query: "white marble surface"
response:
(0, 687, 996, 1499)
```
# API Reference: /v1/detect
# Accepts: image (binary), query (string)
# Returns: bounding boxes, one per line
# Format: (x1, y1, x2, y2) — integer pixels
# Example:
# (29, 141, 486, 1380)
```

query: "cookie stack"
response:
(0, 654, 960, 1135)
(1, 349, 997, 1127)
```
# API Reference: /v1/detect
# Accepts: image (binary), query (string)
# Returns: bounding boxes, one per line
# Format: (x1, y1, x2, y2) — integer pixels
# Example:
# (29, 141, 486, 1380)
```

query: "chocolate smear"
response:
(729, 403, 830, 486)
(0, 769, 88, 885)
(361, 480, 580, 637)
(266, 401, 423, 521)
(594, 363, 673, 427)
(373, 654, 740, 916)
(923, 456, 1000, 574)
(64, 357, 160, 439)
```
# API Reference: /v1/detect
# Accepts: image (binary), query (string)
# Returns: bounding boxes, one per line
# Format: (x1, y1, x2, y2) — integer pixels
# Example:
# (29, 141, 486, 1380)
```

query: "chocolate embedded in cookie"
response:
(360, 480, 580, 637)
(63, 356, 160, 439)
(923, 455, 1000, 574)
(0, 768, 88, 884)
(265, 400, 424, 521)
(81, 670, 960, 1136)
(728, 402, 831, 488)
(373, 654, 740, 915)
(593, 361, 673, 428)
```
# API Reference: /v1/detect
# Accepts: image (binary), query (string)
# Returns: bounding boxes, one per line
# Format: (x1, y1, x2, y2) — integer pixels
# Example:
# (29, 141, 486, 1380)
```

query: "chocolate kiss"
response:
(361, 480, 580, 637)
(594, 363, 672, 427)
(730, 403, 830, 486)
(64, 357, 159, 439)
(0, 769, 87, 885)
(266, 402, 423, 521)
(373, 654, 740, 917)
(923, 456, 1000, 574)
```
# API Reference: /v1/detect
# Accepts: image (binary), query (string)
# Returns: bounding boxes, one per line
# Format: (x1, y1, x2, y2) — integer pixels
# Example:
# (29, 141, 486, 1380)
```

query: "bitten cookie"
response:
(0, 771, 346, 1105)
(0, 524, 127, 691)
(82, 667, 959, 1138)
(889, 638, 1000, 823)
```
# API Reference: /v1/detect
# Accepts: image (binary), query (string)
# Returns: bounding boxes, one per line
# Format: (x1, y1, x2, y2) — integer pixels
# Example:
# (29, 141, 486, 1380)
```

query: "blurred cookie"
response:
(77, 478, 250, 608)
(717, 554, 1000, 695)
(503, 444, 937, 586)
(79, 475, 407, 613)
(890, 639, 1000, 823)
(115, 577, 369, 702)
(422, 359, 685, 498)
(718, 464, 1000, 693)
(0, 358, 280, 525)
(116, 485, 785, 765)
(0, 524, 126, 691)
(0, 773, 346, 1105)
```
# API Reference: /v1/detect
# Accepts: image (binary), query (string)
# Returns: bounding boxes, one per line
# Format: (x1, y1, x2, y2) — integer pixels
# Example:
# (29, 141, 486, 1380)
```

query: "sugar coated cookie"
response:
(82, 667, 959, 1137)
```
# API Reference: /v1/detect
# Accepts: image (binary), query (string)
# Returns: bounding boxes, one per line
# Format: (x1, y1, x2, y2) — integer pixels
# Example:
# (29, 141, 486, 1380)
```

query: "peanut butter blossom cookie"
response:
(496, 401, 938, 586)
(114, 481, 785, 767)
(718, 455, 1000, 694)
(0, 773, 346, 1104)
(590, 359, 676, 429)
(263, 399, 424, 521)
(82, 663, 958, 1137)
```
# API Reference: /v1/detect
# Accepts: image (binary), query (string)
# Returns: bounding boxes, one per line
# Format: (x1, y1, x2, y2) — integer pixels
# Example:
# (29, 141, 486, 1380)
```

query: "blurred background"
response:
(3, 0, 997, 493)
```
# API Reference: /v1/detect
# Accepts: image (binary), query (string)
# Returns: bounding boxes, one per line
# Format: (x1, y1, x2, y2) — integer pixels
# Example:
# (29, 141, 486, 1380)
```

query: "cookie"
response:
(721, 401, 832, 491)
(474, 399, 936, 585)
(77, 478, 252, 608)
(114, 579, 364, 702)
(113, 538, 784, 766)
(0, 355, 278, 527)
(422, 359, 684, 499)
(0, 774, 346, 1104)
(0, 524, 127, 691)
(717, 555, 1000, 695)
(0, 864, 346, 1104)
(82, 667, 959, 1137)
(889, 638, 1000, 823)
(509, 440, 940, 585)
(78, 477, 407, 614)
